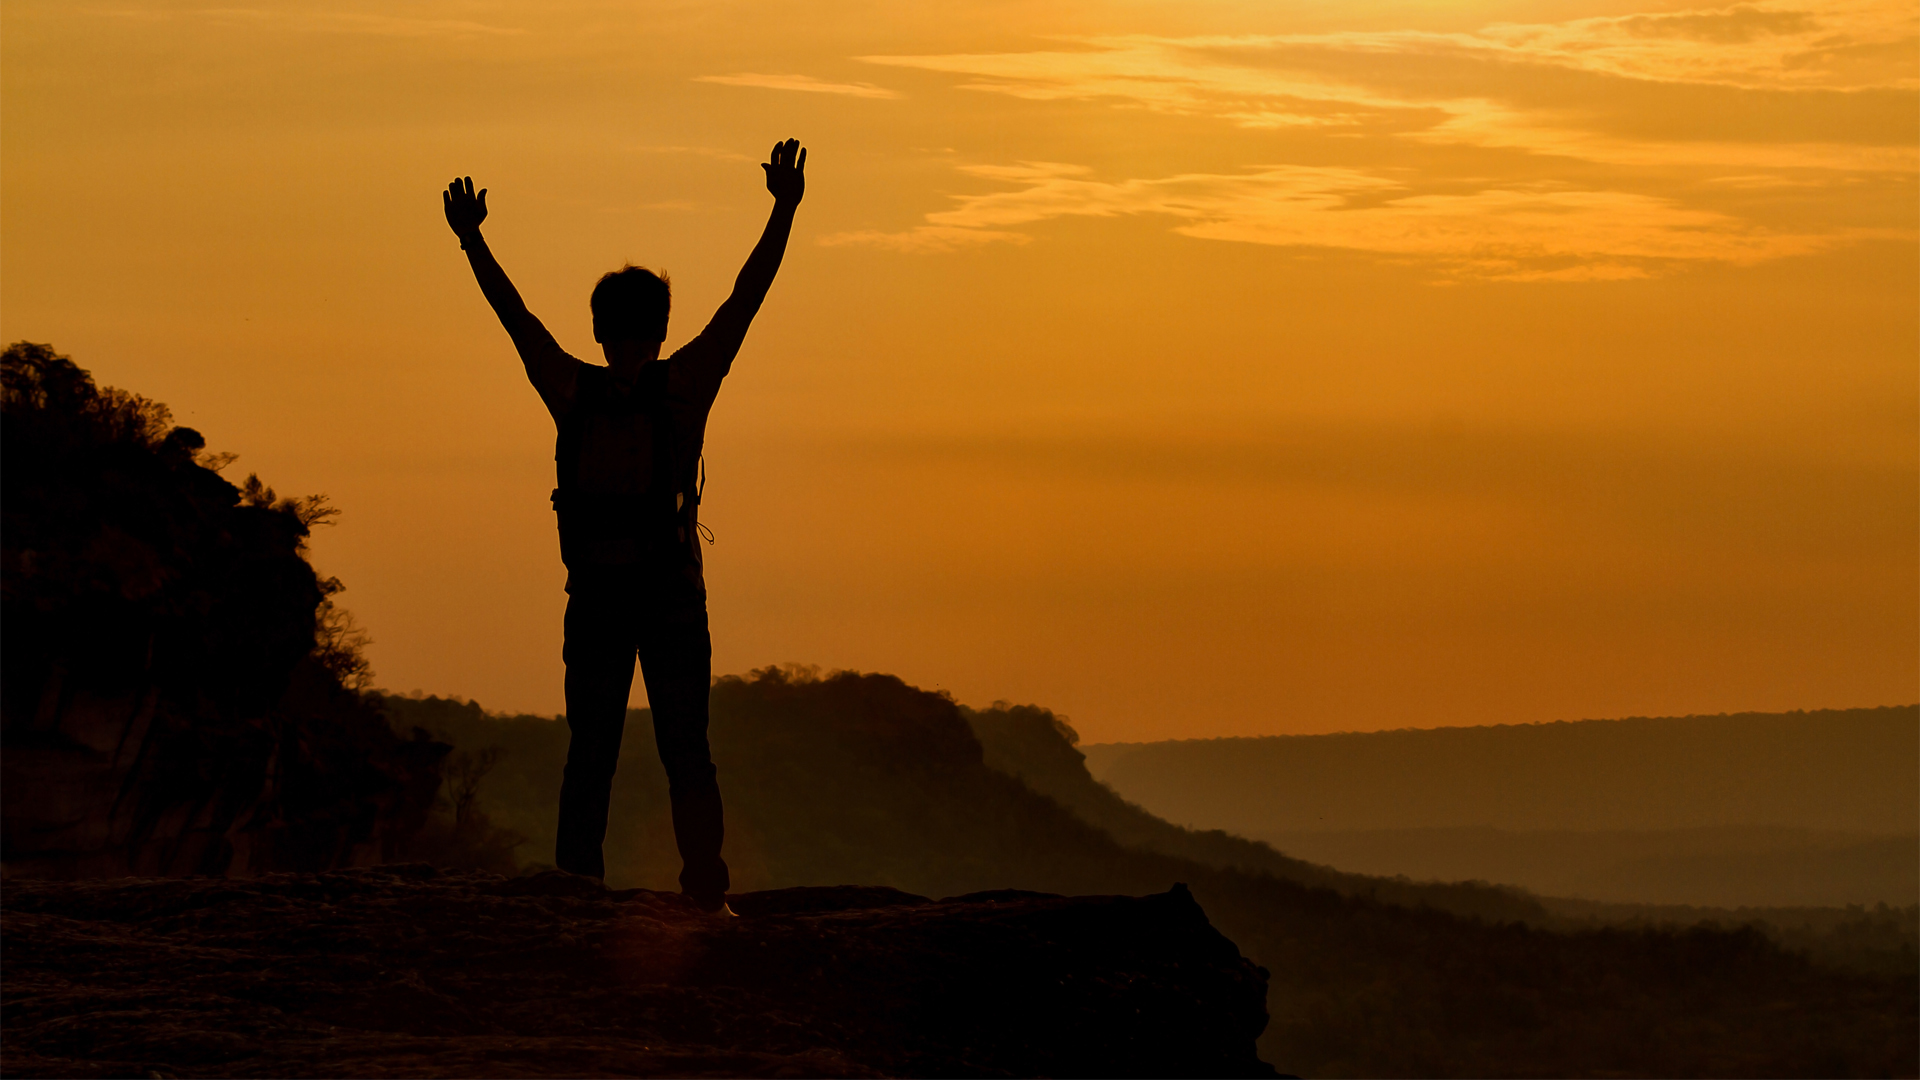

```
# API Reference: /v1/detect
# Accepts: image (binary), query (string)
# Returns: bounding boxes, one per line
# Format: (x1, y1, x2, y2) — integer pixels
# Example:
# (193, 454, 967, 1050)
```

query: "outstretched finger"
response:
(770, 141, 782, 167)
(795, 146, 807, 172)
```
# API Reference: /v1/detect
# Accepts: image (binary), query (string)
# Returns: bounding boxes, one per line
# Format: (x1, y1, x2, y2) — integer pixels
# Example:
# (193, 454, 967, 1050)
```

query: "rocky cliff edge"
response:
(2, 866, 1277, 1078)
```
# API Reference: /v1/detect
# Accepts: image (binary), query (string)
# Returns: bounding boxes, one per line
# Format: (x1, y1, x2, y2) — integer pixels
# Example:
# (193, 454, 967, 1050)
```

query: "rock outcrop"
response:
(2, 866, 1278, 1078)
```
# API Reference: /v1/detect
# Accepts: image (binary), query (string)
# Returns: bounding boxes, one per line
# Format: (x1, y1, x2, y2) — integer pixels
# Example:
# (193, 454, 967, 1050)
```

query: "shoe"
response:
(698, 901, 738, 922)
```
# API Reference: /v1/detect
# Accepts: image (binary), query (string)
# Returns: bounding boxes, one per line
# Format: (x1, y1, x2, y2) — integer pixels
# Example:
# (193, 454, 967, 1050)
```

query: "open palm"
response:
(443, 176, 488, 240)
(762, 139, 806, 205)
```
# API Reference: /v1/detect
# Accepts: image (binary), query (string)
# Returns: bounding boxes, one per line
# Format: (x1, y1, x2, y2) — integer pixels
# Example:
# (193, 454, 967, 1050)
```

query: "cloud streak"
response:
(695, 73, 899, 99)
(829, 161, 1865, 280)
(819, 225, 1031, 253)
(842, 0, 1914, 276)
(858, 1, 1918, 167)
(1471, 0, 1915, 91)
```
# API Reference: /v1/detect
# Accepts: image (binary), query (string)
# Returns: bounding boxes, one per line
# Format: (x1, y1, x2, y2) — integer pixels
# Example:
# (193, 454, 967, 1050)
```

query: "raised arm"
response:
(701, 140, 806, 348)
(443, 177, 576, 413)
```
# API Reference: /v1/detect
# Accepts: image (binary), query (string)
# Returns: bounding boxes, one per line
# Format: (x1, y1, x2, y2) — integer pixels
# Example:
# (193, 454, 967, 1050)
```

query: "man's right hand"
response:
(444, 176, 489, 243)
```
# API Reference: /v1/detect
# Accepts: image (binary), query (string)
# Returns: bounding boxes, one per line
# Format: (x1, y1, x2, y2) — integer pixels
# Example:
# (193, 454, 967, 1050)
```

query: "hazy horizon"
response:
(5, 0, 1913, 741)
(382, 672, 1919, 739)
(1072, 700, 1920, 743)
(1078, 704, 1919, 905)
(1081, 705, 1918, 832)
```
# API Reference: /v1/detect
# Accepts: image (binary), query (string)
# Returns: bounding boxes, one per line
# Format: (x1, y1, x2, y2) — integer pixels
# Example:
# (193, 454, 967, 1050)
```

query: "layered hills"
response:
(1081, 711, 1919, 907)
(385, 675, 1918, 1077)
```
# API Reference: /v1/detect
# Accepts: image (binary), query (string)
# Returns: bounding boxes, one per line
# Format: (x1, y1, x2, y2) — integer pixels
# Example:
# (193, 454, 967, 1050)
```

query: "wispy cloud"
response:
(830, 162, 1862, 280)
(820, 225, 1031, 253)
(858, 1, 1918, 168)
(1472, 0, 1915, 91)
(694, 73, 899, 99)
(841, 1, 1914, 276)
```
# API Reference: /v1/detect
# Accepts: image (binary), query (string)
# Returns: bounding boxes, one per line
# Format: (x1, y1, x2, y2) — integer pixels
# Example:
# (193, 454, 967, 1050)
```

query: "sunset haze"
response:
(3, 0, 1913, 741)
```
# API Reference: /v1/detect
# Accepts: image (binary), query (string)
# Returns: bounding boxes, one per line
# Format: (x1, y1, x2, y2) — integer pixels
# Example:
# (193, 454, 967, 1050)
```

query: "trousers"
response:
(554, 565, 729, 903)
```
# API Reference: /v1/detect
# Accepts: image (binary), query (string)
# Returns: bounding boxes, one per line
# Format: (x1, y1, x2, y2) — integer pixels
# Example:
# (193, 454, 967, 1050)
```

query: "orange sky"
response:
(4, 0, 1914, 741)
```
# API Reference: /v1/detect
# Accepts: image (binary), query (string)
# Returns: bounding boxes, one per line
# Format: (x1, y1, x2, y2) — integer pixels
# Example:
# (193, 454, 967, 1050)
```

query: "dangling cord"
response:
(695, 454, 715, 545)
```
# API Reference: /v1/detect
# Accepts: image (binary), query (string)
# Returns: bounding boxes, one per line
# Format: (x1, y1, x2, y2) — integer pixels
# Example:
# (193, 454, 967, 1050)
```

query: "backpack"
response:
(549, 362, 702, 569)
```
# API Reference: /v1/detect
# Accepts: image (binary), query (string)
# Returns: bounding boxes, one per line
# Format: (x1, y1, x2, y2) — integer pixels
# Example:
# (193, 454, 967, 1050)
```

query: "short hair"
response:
(590, 264, 671, 342)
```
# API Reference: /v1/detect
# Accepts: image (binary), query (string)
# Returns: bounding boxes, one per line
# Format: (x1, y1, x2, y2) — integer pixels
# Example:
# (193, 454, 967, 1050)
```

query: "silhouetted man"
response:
(443, 139, 807, 913)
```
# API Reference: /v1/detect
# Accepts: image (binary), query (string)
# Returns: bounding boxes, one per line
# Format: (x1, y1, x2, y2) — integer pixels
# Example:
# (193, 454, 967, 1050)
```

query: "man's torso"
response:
(549, 334, 735, 577)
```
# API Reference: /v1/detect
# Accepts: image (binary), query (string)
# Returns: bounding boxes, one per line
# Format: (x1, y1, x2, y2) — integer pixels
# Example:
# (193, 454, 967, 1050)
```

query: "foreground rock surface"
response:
(2, 866, 1276, 1078)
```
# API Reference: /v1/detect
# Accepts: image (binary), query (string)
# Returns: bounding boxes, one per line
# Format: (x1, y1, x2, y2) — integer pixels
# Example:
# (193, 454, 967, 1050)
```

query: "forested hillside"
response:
(1, 343, 446, 877)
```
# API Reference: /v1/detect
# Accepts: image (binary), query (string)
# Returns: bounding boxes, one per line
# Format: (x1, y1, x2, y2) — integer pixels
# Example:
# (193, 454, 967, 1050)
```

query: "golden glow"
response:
(3, 0, 1913, 740)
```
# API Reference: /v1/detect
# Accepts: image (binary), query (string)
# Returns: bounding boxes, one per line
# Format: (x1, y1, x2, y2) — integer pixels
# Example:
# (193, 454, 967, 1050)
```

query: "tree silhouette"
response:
(2, 341, 447, 876)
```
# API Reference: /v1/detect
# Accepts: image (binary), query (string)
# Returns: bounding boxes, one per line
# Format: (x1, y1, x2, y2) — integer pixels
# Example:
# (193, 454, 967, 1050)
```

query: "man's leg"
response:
(555, 584, 637, 879)
(636, 580, 728, 907)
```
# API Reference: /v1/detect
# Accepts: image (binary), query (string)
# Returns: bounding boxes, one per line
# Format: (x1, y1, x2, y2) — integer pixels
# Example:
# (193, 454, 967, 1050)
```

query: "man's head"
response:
(590, 265, 671, 343)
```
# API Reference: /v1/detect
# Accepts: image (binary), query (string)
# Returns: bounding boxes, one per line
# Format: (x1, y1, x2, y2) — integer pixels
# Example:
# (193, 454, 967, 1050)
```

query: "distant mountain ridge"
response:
(1081, 706, 1918, 835)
